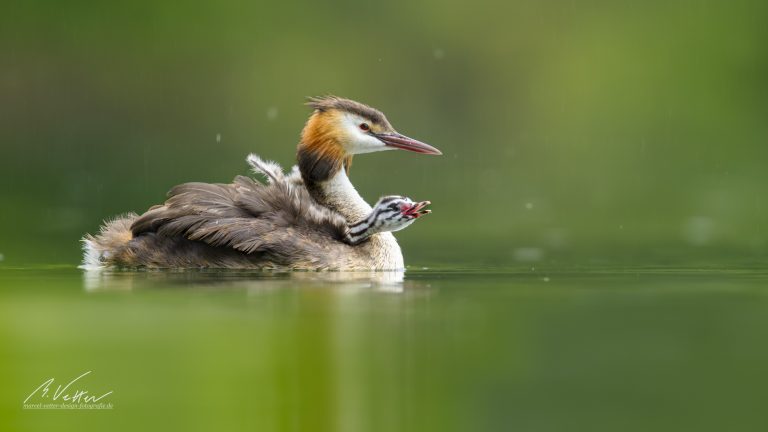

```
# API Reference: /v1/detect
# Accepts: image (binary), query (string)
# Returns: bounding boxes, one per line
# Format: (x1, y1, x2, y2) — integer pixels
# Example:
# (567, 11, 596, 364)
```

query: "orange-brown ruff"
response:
(82, 96, 440, 270)
(300, 110, 353, 177)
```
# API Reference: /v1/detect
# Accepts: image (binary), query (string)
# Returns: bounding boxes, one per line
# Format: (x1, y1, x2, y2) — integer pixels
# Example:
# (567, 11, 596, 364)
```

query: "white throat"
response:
(321, 169, 373, 222)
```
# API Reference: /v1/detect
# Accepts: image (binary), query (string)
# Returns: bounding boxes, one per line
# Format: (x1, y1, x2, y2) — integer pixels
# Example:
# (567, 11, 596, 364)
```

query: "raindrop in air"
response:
(267, 107, 279, 121)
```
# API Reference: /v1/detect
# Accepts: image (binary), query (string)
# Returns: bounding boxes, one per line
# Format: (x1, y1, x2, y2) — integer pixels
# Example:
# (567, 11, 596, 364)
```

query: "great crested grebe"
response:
(82, 96, 441, 270)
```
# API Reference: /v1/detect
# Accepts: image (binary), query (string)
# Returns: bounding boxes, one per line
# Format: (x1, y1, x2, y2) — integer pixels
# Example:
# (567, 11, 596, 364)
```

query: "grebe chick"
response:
(346, 196, 431, 245)
(82, 96, 440, 271)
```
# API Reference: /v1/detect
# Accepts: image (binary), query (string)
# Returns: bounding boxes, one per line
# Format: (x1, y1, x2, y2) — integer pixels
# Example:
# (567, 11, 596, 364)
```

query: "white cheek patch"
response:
(342, 114, 392, 155)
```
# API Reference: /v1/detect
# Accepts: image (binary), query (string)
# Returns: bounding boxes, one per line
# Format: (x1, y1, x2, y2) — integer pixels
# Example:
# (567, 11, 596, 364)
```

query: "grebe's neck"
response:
(297, 142, 368, 221)
(311, 169, 372, 222)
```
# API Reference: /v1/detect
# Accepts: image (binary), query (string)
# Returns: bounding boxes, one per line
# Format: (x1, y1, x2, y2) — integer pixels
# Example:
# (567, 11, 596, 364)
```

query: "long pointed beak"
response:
(374, 132, 442, 155)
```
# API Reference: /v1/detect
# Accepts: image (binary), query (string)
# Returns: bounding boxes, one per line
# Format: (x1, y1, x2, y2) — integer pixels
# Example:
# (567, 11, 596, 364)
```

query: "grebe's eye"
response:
(359, 123, 370, 132)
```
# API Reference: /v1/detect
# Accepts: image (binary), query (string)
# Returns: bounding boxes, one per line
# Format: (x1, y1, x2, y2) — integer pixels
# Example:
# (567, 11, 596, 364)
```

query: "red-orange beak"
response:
(373, 132, 442, 155)
(401, 200, 432, 218)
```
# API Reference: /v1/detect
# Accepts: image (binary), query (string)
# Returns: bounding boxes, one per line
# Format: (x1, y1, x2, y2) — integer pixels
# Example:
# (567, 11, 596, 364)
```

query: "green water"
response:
(3, 266, 768, 431)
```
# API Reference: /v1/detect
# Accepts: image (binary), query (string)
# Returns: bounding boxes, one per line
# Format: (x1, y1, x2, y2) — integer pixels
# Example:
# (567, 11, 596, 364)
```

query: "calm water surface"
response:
(2, 266, 768, 431)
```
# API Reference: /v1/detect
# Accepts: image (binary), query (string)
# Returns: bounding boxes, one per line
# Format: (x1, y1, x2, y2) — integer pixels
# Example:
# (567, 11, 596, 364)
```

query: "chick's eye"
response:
(359, 123, 370, 131)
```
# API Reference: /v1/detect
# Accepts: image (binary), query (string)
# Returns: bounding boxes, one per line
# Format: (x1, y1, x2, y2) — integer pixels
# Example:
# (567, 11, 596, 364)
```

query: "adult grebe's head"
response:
(298, 96, 441, 183)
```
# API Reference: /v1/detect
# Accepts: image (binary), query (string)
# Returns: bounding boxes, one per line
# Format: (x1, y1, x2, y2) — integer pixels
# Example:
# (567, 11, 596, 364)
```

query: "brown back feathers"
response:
(84, 156, 367, 269)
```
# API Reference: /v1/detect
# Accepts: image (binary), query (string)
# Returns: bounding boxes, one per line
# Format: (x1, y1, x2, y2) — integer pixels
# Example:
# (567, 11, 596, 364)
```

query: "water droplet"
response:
(525, 202, 534, 210)
(684, 216, 715, 246)
(267, 107, 279, 121)
(433, 49, 445, 60)
(515, 247, 543, 262)
(215, 133, 222, 143)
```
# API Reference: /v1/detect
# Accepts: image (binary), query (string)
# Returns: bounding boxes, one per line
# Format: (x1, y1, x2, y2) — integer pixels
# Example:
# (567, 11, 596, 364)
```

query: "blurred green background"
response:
(2, 0, 767, 267)
(3, 2, 768, 431)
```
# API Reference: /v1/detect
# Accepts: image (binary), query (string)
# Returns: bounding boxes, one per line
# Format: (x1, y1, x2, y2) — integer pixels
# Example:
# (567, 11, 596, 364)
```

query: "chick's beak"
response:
(403, 201, 432, 218)
(374, 132, 442, 155)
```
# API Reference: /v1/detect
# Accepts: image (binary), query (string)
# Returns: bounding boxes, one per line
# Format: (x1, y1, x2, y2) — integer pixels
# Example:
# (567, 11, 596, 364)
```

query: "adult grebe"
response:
(82, 96, 441, 270)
